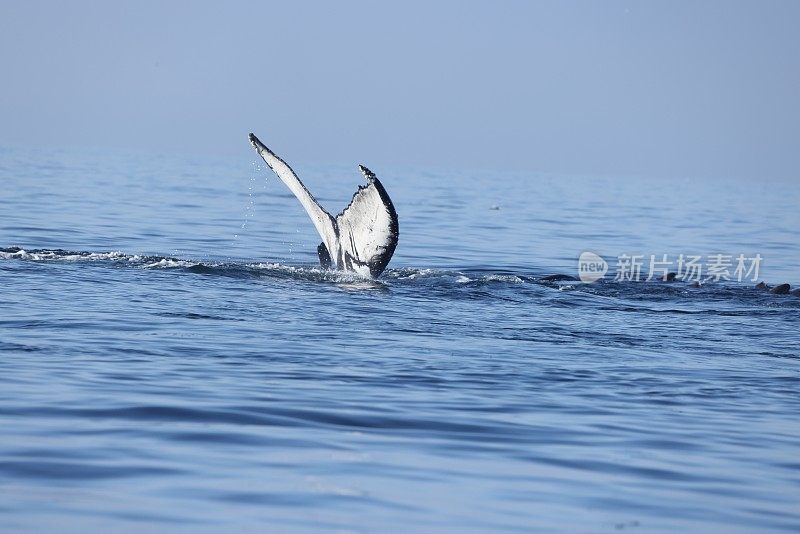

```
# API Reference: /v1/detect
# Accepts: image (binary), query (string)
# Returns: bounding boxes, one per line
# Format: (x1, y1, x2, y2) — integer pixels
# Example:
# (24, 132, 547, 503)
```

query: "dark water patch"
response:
(98, 510, 206, 525)
(528, 456, 730, 484)
(211, 489, 420, 512)
(0, 341, 41, 352)
(154, 311, 244, 322)
(0, 460, 181, 480)
(163, 431, 321, 448)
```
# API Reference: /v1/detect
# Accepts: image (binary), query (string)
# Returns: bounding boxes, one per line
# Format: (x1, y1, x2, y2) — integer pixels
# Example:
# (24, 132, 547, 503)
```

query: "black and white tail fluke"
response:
(249, 133, 398, 278)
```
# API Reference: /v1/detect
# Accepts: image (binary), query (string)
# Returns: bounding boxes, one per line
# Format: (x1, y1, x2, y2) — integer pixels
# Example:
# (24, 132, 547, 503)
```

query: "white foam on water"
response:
(142, 259, 196, 269)
(251, 261, 371, 284)
(391, 268, 437, 280)
(483, 274, 524, 283)
(0, 249, 27, 259)
(0, 249, 130, 262)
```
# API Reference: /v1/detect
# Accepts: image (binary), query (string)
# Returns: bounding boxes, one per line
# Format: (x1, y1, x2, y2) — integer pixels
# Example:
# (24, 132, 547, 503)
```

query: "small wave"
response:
(2, 247, 798, 306)
(0, 247, 383, 286)
(384, 268, 439, 281)
(142, 259, 197, 269)
(483, 274, 524, 283)
(0, 247, 129, 262)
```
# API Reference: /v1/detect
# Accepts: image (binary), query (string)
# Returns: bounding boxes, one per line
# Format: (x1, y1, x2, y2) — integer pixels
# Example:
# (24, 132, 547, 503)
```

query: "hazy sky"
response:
(1, 1, 798, 180)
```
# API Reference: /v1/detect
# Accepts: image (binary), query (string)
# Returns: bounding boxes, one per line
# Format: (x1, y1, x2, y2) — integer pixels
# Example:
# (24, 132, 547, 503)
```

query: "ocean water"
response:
(1, 145, 799, 532)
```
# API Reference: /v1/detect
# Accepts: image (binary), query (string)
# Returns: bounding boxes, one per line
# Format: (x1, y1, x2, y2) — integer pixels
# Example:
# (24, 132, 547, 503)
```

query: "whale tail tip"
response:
(358, 164, 377, 184)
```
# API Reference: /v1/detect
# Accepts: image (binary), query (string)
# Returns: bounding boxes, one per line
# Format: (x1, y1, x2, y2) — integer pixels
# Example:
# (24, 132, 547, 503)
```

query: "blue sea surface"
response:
(1, 145, 799, 532)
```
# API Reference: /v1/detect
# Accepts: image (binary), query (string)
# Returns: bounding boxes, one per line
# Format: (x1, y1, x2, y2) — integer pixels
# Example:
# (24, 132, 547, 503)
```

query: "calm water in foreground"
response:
(1, 146, 799, 532)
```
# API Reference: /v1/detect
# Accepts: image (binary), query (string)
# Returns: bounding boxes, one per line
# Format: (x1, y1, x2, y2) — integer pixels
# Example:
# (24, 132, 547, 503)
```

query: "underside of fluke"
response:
(248, 133, 399, 278)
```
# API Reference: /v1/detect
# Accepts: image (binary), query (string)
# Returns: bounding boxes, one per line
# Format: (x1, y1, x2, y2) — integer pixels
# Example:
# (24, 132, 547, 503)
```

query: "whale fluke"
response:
(249, 133, 398, 277)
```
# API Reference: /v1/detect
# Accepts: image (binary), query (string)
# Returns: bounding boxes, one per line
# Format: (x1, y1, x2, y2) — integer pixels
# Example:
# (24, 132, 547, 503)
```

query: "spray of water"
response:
(234, 162, 270, 240)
